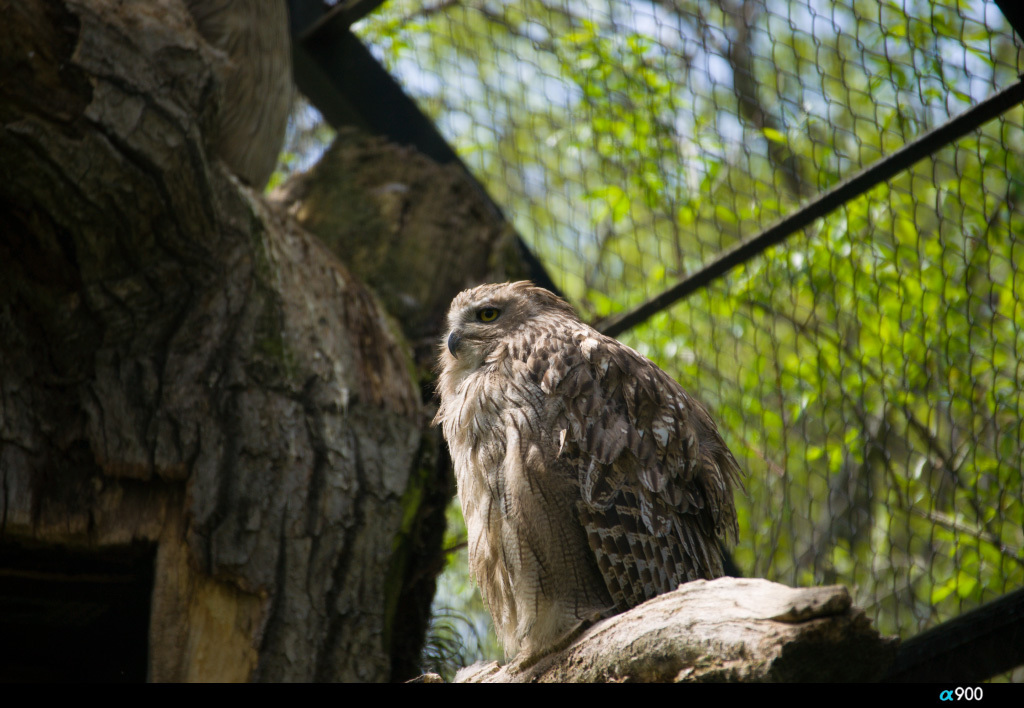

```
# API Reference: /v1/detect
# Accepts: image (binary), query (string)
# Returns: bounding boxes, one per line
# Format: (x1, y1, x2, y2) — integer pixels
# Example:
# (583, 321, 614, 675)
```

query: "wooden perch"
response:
(453, 578, 898, 683)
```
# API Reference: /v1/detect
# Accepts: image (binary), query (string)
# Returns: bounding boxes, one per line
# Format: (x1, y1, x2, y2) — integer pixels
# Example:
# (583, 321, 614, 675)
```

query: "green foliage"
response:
(266, 97, 336, 192)
(342, 0, 1024, 669)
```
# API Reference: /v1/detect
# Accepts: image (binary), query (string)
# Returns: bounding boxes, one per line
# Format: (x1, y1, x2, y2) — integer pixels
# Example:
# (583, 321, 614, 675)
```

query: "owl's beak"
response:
(447, 331, 461, 358)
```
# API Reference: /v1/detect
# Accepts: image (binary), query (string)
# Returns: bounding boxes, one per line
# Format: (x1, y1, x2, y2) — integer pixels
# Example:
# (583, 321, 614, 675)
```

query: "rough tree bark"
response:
(271, 127, 531, 368)
(0, 0, 519, 681)
(453, 578, 898, 683)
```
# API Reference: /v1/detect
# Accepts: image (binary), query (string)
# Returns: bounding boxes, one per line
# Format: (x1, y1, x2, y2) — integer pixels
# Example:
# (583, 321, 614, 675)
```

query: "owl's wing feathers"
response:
(533, 327, 741, 612)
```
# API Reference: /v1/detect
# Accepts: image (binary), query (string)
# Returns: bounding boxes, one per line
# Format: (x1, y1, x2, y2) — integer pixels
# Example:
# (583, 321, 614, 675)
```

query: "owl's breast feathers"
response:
(440, 330, 616, 657)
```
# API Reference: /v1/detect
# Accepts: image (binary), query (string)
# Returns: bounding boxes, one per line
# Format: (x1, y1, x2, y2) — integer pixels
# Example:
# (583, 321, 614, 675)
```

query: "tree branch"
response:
(453, 578, 897, 682)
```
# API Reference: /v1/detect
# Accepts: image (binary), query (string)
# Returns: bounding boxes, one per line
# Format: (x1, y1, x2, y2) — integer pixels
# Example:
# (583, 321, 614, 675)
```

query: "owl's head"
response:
(439, 281, 578, 375)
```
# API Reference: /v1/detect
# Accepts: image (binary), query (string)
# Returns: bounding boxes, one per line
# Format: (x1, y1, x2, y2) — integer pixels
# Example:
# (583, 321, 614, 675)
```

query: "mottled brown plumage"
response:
(435, 281, 740, 661)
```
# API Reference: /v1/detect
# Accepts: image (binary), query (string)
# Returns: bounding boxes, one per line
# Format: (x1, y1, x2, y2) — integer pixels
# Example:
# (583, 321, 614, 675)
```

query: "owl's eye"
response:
(477, 307, 500, 323)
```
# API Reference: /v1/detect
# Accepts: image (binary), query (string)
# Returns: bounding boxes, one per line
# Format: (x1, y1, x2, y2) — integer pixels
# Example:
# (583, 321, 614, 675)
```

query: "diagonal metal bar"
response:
(883, 585, 1024, 682)
(995, 0, 1024, 40)
(288, 0, 462, 166)
(298, 0, 389, 42)
(599, 78, 1024, 338)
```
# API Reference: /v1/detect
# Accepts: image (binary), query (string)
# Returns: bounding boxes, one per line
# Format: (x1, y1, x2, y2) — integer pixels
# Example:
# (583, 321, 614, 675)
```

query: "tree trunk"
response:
(0, 0, 434, 681)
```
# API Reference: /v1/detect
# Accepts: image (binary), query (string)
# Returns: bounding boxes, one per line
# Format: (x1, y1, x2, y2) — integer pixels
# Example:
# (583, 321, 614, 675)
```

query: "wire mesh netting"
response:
(289, 0, 1024, 672)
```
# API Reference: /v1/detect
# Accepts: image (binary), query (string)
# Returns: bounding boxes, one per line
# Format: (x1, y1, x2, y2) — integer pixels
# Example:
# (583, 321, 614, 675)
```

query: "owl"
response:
(435, 281, 740, 663)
